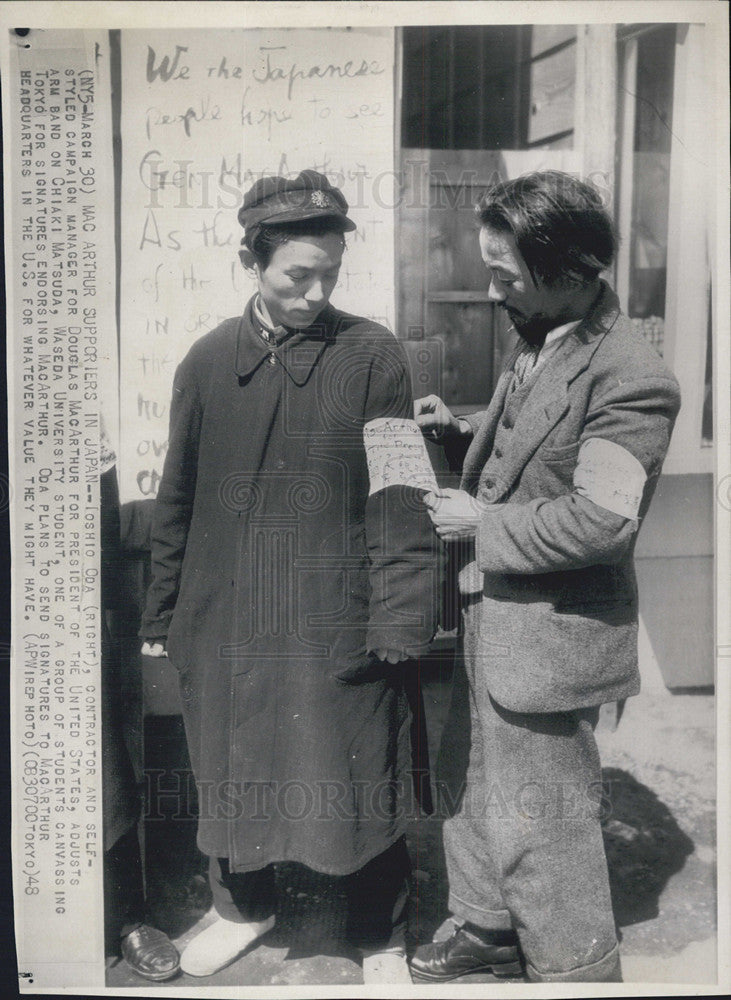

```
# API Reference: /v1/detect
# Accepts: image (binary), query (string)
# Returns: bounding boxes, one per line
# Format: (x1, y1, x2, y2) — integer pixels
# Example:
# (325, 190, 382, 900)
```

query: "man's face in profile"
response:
(479, 226, 574, 347)
(254, 232, 344, 330)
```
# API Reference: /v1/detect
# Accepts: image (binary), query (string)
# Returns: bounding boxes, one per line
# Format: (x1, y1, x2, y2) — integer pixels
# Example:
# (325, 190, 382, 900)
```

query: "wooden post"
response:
(662, 24, 714, 474)
(615, 36, 638, 312)
(575, 25, 617, 207)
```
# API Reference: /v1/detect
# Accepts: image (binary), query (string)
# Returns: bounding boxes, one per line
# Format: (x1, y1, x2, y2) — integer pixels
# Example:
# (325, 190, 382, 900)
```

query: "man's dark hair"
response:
(243, 216, 347, 269)
(476, 170, 616, 287)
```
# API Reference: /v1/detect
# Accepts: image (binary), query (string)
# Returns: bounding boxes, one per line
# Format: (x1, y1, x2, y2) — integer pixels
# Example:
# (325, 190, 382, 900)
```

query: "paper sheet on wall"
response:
(363, 418, 439, 495)
(118, 28, 396, 502)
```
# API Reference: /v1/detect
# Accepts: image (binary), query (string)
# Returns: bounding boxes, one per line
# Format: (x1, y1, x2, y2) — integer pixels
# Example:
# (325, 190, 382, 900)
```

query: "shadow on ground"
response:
(601, 766, 694, 927)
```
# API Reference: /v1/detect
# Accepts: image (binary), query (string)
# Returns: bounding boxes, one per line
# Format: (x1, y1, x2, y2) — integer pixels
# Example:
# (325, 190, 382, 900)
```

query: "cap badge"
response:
(310, 191, 331, 208)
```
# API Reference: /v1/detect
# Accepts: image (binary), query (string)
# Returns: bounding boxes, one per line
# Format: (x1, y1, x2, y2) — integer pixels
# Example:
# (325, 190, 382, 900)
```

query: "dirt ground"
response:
(106, 640, 718, 991)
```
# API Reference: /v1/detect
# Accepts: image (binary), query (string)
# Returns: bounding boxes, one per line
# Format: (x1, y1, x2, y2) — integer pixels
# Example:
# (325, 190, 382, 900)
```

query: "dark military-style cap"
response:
(238, 169, 357, 244)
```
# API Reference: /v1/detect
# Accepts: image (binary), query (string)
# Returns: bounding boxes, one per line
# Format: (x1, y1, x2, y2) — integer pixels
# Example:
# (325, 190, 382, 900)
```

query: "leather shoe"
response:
(120, 924, 180, 981)
(410, 925, 523, 983)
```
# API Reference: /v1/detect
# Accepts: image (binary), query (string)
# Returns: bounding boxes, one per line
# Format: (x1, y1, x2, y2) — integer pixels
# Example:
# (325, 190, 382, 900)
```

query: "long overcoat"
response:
(140, 299, 439, 875)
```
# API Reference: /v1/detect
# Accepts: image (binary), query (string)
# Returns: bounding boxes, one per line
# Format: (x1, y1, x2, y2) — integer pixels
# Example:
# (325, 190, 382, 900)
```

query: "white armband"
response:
(573, 438, 646, 520)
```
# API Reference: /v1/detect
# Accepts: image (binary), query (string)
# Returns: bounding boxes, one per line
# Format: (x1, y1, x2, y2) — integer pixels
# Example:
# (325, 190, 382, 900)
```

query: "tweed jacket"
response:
(458, 283, 681, 714)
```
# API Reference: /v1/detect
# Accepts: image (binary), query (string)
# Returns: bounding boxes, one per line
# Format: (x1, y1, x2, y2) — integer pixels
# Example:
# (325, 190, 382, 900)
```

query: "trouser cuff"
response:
(119, 920, 144, 939)
(448, 891, 513, 932)
(526, 943, 622, 983)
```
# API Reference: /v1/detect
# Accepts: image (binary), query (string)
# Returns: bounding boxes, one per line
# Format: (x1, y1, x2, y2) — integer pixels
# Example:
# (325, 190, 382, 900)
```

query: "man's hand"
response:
(372, 648, 409, 664)
(423, 488, 488, 541)
(414, 395, 461, 439)
(141, 641, 167, 658)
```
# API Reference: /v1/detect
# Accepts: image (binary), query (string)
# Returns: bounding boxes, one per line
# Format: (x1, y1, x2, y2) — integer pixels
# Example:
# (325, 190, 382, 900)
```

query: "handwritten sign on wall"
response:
(119, 28, 396, 501)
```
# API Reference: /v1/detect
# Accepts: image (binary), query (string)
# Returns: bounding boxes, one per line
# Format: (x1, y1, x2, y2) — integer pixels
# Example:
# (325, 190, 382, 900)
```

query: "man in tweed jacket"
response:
(410, 171, 680, 984)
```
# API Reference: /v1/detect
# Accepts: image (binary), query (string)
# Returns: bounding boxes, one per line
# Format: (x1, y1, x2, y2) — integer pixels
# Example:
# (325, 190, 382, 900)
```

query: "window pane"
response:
(401, 26, 575, 151)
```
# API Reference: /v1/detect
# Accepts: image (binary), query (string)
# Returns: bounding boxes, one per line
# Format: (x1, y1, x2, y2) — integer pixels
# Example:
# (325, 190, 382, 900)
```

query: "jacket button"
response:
(502, 416, 512, 429)
(484, 477, 495, 489)
(494, 446, 502, 459)
(268, 354, 277, 365)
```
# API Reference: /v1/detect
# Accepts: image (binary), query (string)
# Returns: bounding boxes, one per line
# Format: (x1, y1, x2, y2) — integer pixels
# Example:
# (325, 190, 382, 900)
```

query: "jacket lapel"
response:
(234, 302, 274, 379)
(473, 282, 621, 499)
(493, 339, 579, 495)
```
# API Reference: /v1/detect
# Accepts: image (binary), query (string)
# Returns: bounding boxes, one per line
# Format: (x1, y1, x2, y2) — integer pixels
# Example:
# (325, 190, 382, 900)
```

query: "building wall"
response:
(634, 475, 715, 689)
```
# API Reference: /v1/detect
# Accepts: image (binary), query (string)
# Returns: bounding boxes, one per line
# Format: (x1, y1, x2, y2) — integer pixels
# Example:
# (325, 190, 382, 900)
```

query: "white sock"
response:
(361, 925, 411, 984)
(362, 948, 412, 984)
(180, 914, 275, 977)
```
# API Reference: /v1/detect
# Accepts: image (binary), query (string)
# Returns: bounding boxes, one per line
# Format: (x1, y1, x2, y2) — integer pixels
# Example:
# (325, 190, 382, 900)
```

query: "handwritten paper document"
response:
(364, 418, 439, 496)
(118, 28, 396, 501)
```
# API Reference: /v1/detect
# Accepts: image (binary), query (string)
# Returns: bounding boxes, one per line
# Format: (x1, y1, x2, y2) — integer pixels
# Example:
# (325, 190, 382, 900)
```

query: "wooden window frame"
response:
(616, 24, 713, 475)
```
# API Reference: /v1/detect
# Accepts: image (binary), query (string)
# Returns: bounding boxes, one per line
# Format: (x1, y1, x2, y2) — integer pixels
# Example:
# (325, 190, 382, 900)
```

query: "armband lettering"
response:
(573, 438, 646, 520)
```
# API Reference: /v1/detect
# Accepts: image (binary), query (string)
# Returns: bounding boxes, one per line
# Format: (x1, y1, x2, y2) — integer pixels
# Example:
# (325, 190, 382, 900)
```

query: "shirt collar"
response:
(537, 319, 582, 365)
(511, 319, 583, 384)
(235, 297, 335, 385)
(252, 294, 294, 345)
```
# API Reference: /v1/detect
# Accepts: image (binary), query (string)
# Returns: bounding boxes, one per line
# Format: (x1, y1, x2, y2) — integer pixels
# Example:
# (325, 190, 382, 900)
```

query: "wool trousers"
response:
(441, 610, 621, 982)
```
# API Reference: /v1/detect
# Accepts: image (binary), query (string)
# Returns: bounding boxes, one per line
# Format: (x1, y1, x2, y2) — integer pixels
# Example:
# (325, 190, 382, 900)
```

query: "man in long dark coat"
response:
(140, 171, 439, 982)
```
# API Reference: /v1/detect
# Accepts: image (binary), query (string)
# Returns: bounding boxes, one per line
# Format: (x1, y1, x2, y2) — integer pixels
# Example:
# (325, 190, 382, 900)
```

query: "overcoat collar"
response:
(234, 298, 337, 386)
(461, 281, 622, 497)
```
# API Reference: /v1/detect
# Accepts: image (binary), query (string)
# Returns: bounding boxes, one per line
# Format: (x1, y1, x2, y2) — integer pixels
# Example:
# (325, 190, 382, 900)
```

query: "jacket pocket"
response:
(552, 598, 634, 625)
(540, 440, 581, 466)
